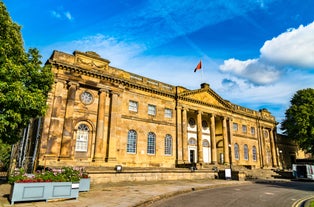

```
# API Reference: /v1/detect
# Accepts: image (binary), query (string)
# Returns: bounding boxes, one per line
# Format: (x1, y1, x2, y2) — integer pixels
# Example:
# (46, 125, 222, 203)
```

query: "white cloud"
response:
(64, 11, 73, 21)
(50, 10, 73, 21)
(51, 11, 61, 19)
(260, 21, 314, 68)
(219, 58, 280, 85)
(219, 22, 314, 86)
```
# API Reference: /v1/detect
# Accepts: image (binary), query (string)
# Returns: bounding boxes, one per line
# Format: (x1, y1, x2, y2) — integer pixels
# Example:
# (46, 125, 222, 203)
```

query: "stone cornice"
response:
(49, 60, 176, 99)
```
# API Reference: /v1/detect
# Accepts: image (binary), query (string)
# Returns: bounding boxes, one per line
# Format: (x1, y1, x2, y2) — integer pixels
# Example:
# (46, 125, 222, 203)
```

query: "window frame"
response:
(147, 132, 156, 155)
(164, 108, 172, 118)
(233, 123, 238, 131)
(75, 124, 89, 152)
(252, 146, 257, 161)
(129, 100, 138, 112)
(148, 104, 156, 116)
(127, 130, 137, 154)
(242, 125, 247, 133)
(164, 134, 172, 155)
(251, 127, 255, 135)
(234, 143, 239, 160)
(244, 144, 249, 160)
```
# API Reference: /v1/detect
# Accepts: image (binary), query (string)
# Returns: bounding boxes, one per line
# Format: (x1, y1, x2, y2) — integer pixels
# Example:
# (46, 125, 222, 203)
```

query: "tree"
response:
(0, 2, 53, 144)
(281, 88, 314, 154)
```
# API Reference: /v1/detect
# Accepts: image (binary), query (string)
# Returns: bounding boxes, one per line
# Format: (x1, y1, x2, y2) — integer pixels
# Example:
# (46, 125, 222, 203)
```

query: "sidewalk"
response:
(0, 179, 250, 207)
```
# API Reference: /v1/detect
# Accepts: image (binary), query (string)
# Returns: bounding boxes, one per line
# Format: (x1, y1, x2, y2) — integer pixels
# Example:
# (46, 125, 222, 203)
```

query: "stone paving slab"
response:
(0, 179, 251, 207)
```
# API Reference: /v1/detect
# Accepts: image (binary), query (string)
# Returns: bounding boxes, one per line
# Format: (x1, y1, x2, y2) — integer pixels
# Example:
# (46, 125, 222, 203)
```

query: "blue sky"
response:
(3, 0, 314, 129)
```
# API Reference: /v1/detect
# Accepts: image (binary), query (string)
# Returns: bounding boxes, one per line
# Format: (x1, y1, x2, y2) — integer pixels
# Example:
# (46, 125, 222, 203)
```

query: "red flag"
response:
(194, 60, 202, 72)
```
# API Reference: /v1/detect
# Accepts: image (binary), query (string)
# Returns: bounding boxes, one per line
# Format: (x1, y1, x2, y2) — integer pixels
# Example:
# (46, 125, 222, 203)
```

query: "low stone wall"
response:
(89, 171, 217, 184)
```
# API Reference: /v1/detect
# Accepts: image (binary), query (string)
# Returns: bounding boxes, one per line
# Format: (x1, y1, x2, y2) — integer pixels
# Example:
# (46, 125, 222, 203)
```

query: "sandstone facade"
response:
(36, 50, 279, 169)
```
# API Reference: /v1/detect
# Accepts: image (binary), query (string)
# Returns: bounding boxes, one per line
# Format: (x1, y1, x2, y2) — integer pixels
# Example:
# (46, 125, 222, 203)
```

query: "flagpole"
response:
(201, 62, 204, 83)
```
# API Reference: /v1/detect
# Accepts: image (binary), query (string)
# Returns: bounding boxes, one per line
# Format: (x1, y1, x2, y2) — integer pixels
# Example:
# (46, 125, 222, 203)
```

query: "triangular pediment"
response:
(180, 88, 231, 108)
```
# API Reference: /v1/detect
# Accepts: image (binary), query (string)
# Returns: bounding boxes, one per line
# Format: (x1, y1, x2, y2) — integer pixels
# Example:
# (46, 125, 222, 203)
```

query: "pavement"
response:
(0, 179, 312, 207)
(0, 179, 251, 207)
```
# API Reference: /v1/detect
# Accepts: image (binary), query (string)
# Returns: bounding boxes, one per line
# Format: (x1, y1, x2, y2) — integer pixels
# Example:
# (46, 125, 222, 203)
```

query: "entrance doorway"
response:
(189, 149, 195, 163)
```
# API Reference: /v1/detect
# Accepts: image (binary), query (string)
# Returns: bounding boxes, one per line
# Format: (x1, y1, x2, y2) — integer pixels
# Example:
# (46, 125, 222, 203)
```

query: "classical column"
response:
(182, 108, 188, 163)
(269, 128, 278, 167)
(259, 126, 265, 167)
(59, 82, 79, 158)
(222, 117, 229, 164)
(197, 110, 203, 163)
(93, 89, 108, 161)
(210, 114, 217, 164)
(227, 118, 233, 166)
(176, 106, 183, 164)
(105, 91, 119, 162)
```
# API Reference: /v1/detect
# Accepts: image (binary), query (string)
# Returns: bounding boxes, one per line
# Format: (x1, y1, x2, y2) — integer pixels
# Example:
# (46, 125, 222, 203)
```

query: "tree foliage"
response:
(281, 88, 314, 154)
(0, 2, 53, 144)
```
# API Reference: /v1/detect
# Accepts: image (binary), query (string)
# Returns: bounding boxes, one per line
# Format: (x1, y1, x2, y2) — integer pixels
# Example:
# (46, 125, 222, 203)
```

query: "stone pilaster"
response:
(93, 89, 108, 161)
(59, 82, 79, 158)
(105, 91, 120, 162)
(175, 106, 183, 164)
(258, 126, 265, 168)
(182, 108, 188, 163)
(269, 128, 278, 167)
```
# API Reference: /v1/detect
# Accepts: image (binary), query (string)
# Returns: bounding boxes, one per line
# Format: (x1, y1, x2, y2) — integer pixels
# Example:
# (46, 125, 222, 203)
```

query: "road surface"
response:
(147, 181, 314, 207)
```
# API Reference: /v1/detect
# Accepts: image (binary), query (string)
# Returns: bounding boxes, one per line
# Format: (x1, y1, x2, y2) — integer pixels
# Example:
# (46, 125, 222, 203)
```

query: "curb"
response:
(292, 196, 314, 207)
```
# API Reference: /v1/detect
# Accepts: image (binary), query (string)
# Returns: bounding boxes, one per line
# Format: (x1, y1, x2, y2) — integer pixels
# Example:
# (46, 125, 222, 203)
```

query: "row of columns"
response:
(176, 107, 233, 165)
(176, 106, 278, 168)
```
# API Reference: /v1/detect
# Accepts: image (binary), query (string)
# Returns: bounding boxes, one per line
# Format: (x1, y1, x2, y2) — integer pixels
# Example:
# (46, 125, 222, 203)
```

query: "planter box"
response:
(10, 182, 79, 205)
(79, 178, 90, 192)
(10, 182, 51, 205)
(50, 182, 79, 200)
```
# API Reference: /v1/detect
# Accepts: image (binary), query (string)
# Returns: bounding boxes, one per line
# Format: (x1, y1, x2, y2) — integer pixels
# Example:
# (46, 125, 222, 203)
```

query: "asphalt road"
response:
(146, 181, 314, 207)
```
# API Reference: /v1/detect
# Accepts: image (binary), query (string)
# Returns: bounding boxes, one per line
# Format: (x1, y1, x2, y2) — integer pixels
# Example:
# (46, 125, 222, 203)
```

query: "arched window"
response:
(244, 144, 249, 160)
(75, 124, 89, 152)
(234, 143, 239, 160)
(203, 140, 210, 147)
(147, 132, 156, 154)
(188, 138, 197, 146)
(252, 146, 257, 161)
(127, 130, 137, 153)
(164, 134, 172, 155)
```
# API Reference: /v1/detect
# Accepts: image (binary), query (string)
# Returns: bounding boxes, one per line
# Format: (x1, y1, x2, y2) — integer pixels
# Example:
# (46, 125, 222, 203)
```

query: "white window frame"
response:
(252, 146, 257, 161)
(127, 130, 137, 154)
(147, 132, 156, 154)
(164, 108, 172, 118)
(234, 143, 239, 160)
(75, 124, 89, 152)
(164, 134, 172, 155)
(244, 144, 249, 160)
(129, 100, 138, 112)
(148, 104, 156, 116)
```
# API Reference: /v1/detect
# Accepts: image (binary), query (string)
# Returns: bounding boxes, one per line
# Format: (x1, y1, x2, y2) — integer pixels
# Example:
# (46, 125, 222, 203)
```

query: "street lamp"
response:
(115, 165, 123, 173)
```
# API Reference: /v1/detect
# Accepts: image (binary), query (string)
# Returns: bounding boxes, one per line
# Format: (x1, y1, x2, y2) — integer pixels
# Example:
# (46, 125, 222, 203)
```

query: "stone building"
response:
(34, 50, 279, 170)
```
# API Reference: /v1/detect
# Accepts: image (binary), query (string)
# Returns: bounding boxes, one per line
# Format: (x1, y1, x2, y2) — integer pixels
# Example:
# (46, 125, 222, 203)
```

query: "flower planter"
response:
(79, 178, 90, 192)
(10, 182, 79, 205)
(50, 182, 79, 200)
(10, 182, 51, 205)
